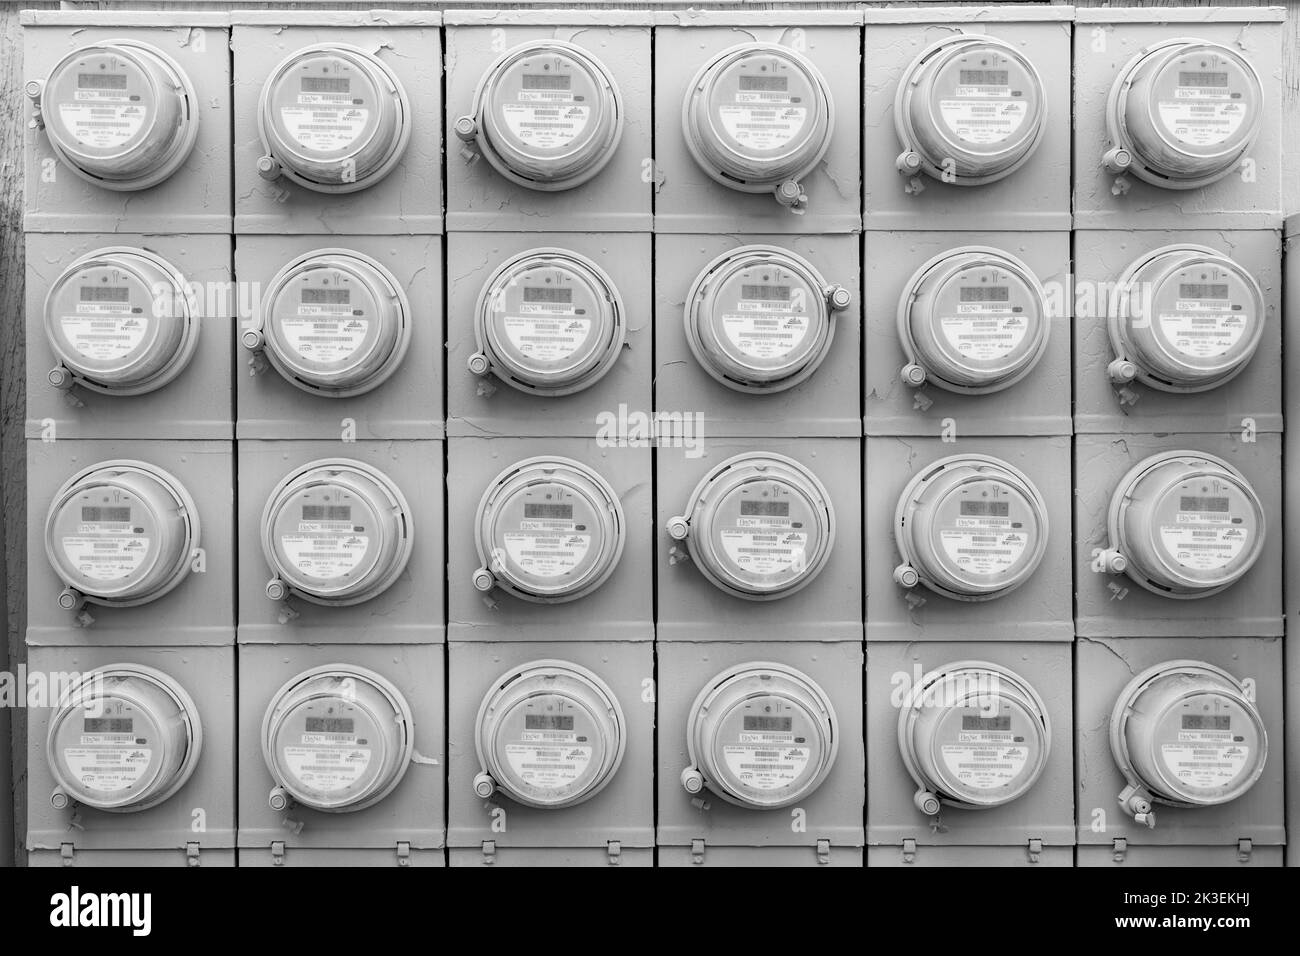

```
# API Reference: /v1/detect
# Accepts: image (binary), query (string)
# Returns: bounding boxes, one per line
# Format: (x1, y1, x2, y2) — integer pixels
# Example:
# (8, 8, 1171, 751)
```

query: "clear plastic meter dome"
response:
(473, 457, 625, 603)
(1107, 245, 1265, 393)
(44, 247, 199, 396)
(454, 41, 623, 191)
(685, 245, 851, 393)
(29, 39, 199, 190)
(899, 662, 1051, 815)
(263, 665, 413, 813)
(893, 455, 1049, 601)
(682, 42, 834, 209)
(680, 663, 838, 809)
(244, 249, 412, 398)
(472, 661, 626, 809)
(894, 36, 1047, 185)
(1102, 38, 1263, 189)
(1097, 450, 1265, 598)
(45, 460, 199, 611)
(47, 664, 201, 813)
(261, 459, 414, 607)
(1111, 661, 1266, 828)
(897, 247, 1050, 394)
(256, 43, 411, 193)
(469, 249, 625, 396)
(667, 453, 835, 601)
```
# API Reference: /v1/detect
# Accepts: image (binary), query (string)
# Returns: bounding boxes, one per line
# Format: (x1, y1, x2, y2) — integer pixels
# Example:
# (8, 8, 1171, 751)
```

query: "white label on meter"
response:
(722, 736, 810, 791)
(61, 306, 148, 361)
(1157, 89, 1245, 147)
(940, 307, 1027, 361)
(718, 104, 807, 150)
(720, 529, 807, 576)
(61, 530, 151, 582)
(939, 97, 1027, 145)
(502, 531, 591, 578)
(280, 522, 370, 579)
(1159, 512, 1248, 571)
(505, 741, 592, 788)
(1161, 731, 1250, 788)
(63, 741, 152, 792)
(721, 311, 809, 360)
(940, 518, 1026, 575)
(281, 315, 370, 364)
(941, 731, 1028, 790)
(283, 742, 371, 793)
(501, 102, 590, 148)
(280, 96, 370, 152)
(58, 97, 145, 148)
(503, 314, 591, 362)
(1157, 302, 1246, 358)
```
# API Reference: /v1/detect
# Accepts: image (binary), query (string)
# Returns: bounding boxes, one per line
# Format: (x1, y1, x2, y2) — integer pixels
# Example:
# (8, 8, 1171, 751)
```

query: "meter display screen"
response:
(84, 718, 134, 733)
(301, 76, 350, 94)
(301, 504, 353, 522)
(959, 70, 1009, 86)
(1179, 496, 1229, 513)
(521, 73, 571, 91)
(525, 714, 575, 731)
(740, 500, 791, 517)
(81, 506, 132, 522)
(1178, 284, 1229, 300)
(1178, 71, 1229, 88)
(960, 500, 1010, 517)
(301, 288, 351, 306)
(524, 503, 574, 520)
(739, 75, 788, 92)
(78, 72, 128, 90)
(960, 286, 1010, 303)
(523, 286, 573, 304)
(743, 716, 793, 732)
(741, 284, 792, 301)
(80, 286, 131, 303)
(961, 714, 1012, 731)
(305, 717, 355, 733)
(1182, 714, 1232, 730)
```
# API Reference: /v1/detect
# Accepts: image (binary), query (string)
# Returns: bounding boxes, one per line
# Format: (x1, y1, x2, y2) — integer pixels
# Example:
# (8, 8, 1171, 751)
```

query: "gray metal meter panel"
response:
(1074, 229, 1282, 435)
(22, 12, 232, 234)
(447, 641, 653, 853)
(1073, 8, 1283, 230)
(657, 438, 861, 643)
(865, 642, 1074, 851)
(448, 438, 652, 642)
(232, 13, 442, 235)
(25, 644, 235, 857)
(1075, 636, 1284, 851)
(654, 234, 859, 437)
(863, 230, 1071, 436)
(445, 16, 653, 231)
(1074, 433, 1282, 638)
(25, 233, 233, 440)
(862, 10, 1072, 232)
(236, 235, 443, 440)
(865, 436, 1072, 642)
(656, 640, 864, 858)
(236, 440, 444, 645)
(447, 233, 651, 438)
(653, 15, 861, 234)
(26, 439, 234, 647)
(236, 643, 443, 857)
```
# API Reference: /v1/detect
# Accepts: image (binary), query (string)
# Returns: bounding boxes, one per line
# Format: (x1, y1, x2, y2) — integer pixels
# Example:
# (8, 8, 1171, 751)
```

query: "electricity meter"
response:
(453, 41, 623, 191)
(1106, 245, 1265, 393)
(1096, 450, 1264, 598)
(263, 665, 413, 813)
(894, 36, 1047, 186)
(472, 457, 625, 603)
(28, 40, 199, 190)
(667, 453, 834, 601)
(45, 460, 198, 611)
(898, 661, 1051, 815)
(680, 663, 838, 809)
(1111, 660, 1266, 828)
(684, 245, 851, 393)
(255, 44, 411, 193)
(897, 247, 1050, 394)
(468, 249, 624, 396)
(893, 455, 1049, 601)
(44, 247, 199, 396)
(472, 660, 625, 809)
(243, 249, 411, 398)
(262, 459, 413, 607)
(1101, 38, 1263, 189)
(682, 43, 834, 210)
(47, 664, 201, 813)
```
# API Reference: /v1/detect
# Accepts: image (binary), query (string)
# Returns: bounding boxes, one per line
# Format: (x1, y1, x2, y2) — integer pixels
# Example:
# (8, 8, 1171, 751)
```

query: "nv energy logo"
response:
(49, 886, 151, 937)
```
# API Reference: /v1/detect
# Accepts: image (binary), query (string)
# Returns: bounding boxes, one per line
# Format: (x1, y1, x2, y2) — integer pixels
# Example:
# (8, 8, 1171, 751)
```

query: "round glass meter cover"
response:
(707, 693, 829, 803)
(483, 474, 616, 591)
(270, 688, 395, 808)
(1147, 692, 1265, 802)
(489, 692, 614, 803)
(1134, 44, 1260, 159)
(913, 473, 1045, 590)
(923, 692, 1046, 803)
(1141, 472, 1263, 584)
(267, 478, 395, 595)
